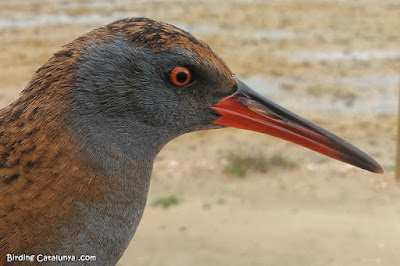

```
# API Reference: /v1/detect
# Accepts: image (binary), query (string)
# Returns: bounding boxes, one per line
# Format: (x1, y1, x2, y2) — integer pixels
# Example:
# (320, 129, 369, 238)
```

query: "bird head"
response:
(59, 17, 382, 173)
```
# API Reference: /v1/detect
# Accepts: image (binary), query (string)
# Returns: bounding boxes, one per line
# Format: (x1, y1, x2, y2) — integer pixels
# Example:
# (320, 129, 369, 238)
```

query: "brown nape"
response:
(0, 35, 108, 254)
(0, 101, 96, 255)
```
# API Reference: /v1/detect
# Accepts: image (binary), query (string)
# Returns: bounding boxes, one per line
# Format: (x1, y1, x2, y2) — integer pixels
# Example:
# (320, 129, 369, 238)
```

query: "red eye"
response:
(170, 66, 192, 86)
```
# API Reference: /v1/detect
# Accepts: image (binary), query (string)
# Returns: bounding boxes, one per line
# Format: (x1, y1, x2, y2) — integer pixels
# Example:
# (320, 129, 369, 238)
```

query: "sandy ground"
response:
(0, 0, 399, 265)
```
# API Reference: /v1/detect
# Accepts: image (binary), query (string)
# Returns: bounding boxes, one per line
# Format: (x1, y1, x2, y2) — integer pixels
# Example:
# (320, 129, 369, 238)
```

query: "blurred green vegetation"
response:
(223, 152, 298, 178)
(152, 195, 180, 208)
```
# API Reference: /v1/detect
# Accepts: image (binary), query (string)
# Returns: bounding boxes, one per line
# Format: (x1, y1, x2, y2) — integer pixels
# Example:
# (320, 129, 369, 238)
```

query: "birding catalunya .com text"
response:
(6, 254, 97, 263)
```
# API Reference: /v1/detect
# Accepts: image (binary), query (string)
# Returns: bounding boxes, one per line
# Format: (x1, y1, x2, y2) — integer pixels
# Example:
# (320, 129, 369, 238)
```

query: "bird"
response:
(0, 17, 382, 265)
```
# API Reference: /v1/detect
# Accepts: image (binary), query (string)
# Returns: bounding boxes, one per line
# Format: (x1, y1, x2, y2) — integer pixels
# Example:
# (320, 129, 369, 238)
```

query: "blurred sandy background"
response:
(1, 0, 399, 265)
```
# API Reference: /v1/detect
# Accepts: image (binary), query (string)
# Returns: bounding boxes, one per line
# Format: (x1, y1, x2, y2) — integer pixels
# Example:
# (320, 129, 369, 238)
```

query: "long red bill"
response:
(210, 77, 383, 174)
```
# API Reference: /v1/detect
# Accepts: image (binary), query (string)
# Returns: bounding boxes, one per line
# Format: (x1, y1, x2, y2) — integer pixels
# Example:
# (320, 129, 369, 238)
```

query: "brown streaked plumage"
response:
(0, 17, 382, 265)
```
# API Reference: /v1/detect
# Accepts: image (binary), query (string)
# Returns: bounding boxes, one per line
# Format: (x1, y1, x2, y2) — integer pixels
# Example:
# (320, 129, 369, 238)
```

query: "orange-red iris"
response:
(170, 66, 191, 86)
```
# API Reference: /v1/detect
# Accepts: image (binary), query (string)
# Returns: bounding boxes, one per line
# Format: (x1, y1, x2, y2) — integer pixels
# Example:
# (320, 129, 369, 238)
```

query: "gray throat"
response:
(71, 123, 172, 265)
(64, 101, 177, 264)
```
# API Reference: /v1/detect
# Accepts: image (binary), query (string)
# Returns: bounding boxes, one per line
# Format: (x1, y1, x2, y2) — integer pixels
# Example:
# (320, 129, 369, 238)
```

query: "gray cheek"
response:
(128, 83, 179, 127)
(132, 90, 216, 130)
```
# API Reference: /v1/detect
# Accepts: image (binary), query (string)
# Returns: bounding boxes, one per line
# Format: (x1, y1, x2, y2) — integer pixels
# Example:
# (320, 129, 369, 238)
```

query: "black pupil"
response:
(176, 71, 188, 83)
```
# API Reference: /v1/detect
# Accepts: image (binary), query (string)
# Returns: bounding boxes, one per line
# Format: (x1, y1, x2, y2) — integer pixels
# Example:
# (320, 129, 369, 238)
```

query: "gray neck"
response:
(63, 112, 174, 265)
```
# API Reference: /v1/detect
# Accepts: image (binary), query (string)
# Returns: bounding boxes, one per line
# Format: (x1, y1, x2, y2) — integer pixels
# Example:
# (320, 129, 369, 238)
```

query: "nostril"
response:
(238, 96, 282, 121)
(248, 104, 282, 121)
